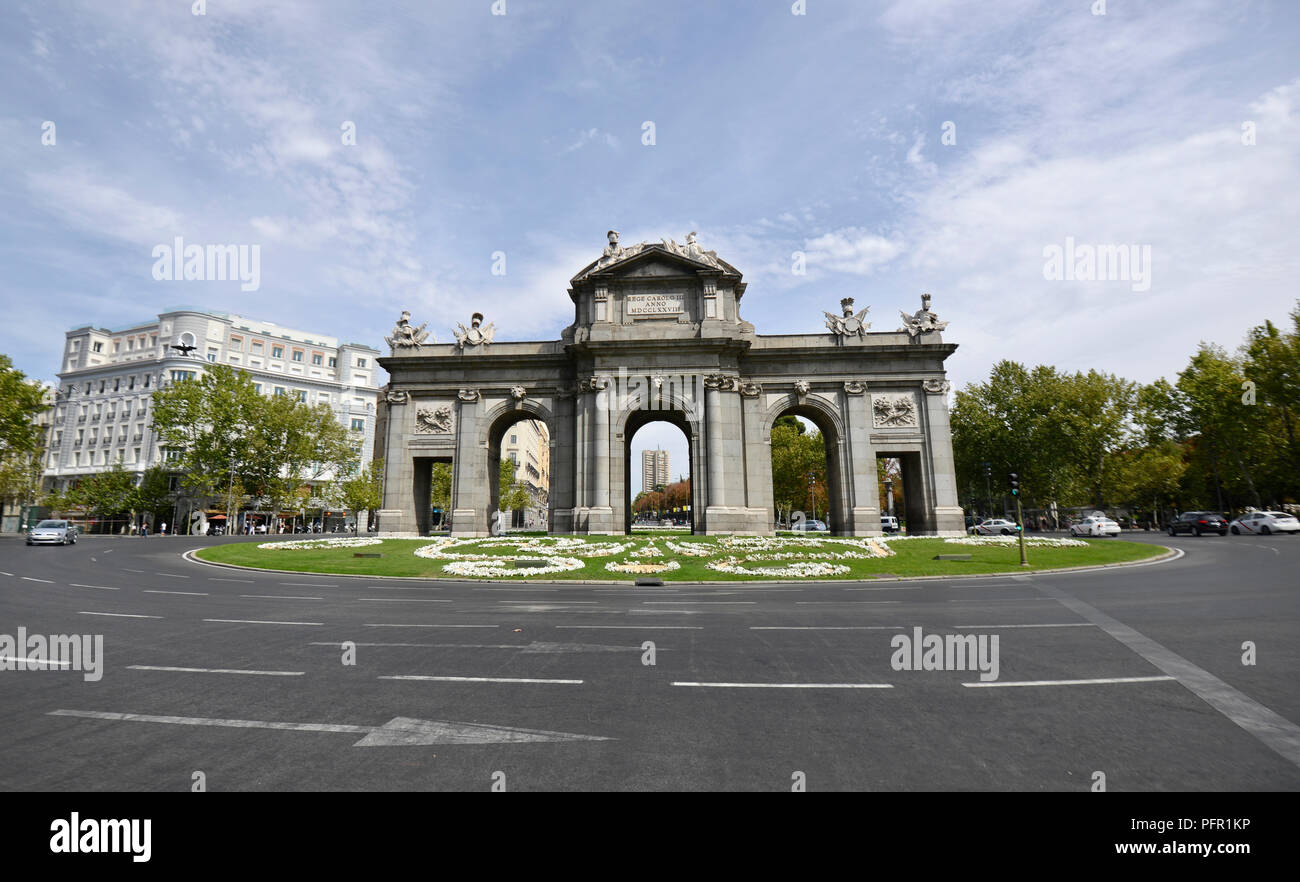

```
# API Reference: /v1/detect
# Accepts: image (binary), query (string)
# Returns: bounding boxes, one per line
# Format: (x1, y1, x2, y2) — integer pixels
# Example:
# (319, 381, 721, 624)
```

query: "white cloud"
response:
(803, 228, 905, 276)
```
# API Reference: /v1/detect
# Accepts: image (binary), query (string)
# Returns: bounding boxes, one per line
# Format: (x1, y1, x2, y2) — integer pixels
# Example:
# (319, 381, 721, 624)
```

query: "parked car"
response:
(790, 519, 829, 532)
(970, 518, 1019, 536)
(26, 519, 78, 546)
(1069, 516, 1122, 538)
(1167, 511, 1229, 536)
(880, 515, 900, 534)
(1229, 511, 1299, 535)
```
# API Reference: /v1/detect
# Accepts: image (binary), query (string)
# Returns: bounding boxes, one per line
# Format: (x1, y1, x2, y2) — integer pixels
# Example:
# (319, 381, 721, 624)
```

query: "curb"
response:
(181, 543, 1181, 588)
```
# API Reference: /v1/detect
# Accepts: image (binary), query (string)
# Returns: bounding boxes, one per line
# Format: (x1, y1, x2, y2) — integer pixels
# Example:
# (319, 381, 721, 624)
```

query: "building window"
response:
(292, 350, 304, 362)
(99, 381, 105, 393)
(128, 376, 135, 390)
(144, 375, 151, 388)
(351, 419, 365, 432)
(296, 390, 307, 402)
(251, 340, 264, 354)
(274, 386, 286, 397)
(312, 353, 323, 365)
(272, 345, 284, 359)
(229, 337, 243, 352)
(93, 342, 103, 353)
(328, 357, 337, 368)
(356, 357, 367, 368)
(170, 370, 196, 383)
(127, 339, 134, 351)
(253, 383, 262, 395)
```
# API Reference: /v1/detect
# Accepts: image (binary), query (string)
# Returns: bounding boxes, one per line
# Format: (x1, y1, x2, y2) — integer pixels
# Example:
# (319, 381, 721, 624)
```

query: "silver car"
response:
(27, 519, 78, 546)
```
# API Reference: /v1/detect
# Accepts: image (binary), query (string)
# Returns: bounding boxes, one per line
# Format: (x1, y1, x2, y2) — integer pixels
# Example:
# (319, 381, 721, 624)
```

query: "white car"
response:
(1229, 511, 1300, 535)
(1069, 516, 1121, 538)
(971, 518, 1019, 536)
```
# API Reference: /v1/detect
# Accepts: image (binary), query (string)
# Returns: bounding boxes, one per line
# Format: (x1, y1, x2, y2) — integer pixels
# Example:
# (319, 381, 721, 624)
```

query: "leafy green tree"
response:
(770, 418, 827, 524)
(135, 466, 175, 524)
(336, 458, 383, 534)
(0, 357, 50, 527)
(497, 458, 531, 514)
(431, 462, 452, 522)
(66, 462, 137, 529)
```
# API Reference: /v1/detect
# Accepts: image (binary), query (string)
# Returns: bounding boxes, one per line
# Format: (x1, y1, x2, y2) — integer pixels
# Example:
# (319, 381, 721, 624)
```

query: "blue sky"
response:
(3, 1, 1299, 491)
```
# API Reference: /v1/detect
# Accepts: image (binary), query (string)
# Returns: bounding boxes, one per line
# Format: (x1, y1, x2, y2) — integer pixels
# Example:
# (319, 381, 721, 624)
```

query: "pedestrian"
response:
(141, 522, 149, 538)
(160, 521, 167, 536)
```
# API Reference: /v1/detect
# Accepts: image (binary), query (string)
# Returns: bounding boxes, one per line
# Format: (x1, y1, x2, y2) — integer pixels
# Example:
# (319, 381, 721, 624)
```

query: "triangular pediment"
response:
(571, 242, 740, 284)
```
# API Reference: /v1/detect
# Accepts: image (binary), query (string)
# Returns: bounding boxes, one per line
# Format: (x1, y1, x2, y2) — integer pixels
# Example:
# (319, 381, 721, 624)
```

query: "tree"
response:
(135, 466, 175, 525)
(151, 365, 362, 523)
(497, 459, 531, 514)
(66, 462, 137, 530)
(0, 357, 50, 527)
(336, 458, 383, 534)
(431, 462, 452, 526)
(770, 418, 827, 524)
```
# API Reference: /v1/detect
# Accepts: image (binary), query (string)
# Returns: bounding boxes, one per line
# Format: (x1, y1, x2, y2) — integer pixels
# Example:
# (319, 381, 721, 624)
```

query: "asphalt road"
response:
(1, 531, 1297, 791)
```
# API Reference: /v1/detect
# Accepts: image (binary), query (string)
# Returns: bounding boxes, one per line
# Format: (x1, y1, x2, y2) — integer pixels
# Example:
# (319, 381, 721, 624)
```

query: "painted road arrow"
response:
(49, 709, 612, 747)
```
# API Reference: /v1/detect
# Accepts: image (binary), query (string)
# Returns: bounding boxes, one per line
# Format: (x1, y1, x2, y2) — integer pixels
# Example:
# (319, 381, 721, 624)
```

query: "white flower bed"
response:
(627, 542, 664, 558)
(604, 560, 681, 574)
(258, 537, 383, 550)
(706, 557, 850, 578)
(440, 556, 586, 578)
(664, 540, 716, 556)
(945, 536, 1089, 548)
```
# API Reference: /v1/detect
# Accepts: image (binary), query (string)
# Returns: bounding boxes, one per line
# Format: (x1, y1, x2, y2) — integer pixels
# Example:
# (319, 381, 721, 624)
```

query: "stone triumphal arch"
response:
(375, 232, 964, 537)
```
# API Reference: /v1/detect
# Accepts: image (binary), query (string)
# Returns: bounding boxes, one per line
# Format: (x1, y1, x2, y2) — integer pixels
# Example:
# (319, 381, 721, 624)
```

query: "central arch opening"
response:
(487, 414, 551, 534)
(769, 406, 845, 534)
(625, 410, 694, 534)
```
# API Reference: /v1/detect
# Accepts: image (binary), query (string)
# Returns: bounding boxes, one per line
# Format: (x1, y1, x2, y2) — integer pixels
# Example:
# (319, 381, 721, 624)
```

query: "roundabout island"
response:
(193, 533, 1170, 582)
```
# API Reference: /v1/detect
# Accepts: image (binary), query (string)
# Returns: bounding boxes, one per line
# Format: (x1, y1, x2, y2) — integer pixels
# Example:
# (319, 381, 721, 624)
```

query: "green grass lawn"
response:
(194, 534, 1167, 581)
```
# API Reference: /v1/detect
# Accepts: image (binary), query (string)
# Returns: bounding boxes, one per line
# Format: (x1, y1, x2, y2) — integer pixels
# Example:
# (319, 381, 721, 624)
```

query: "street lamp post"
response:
(226, 443, 237, 536)
(982, 462, 992, 520)
(885, 477, 894, 519)
(807, 471, 817, 523)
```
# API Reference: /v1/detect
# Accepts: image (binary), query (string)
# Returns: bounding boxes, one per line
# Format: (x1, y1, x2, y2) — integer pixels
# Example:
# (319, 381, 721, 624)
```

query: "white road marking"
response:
(946, 597, 1057, 603)
(71, 583, 119, 591)
(963, 676, 1175, 688)
(0, 656, 72, 667)
(21, 577, 52, 583)
(127, 665, 304, 676)
(795, 600, 900, 605)
(280, 582, 338, 587)
(143, 590, 208, 596)
(495, 600, 598, 604)
(359, 598, 452, 603)
(79, 611, 162, 619)
(154, 573, 189, 578)
(364, 623, 497, 629)
(750, 625, 904, 630)
(48, 709, 608, 746)
(641, 601, 755, 605)
(123, 568, 145, 573)
(0, 571, 12, 576)
(673, 681, 894, 689)
(952, 623, 1093, 629)
(379, 675, 585, 684)
(555, 625, 702, 630)
(240, 594, 324, 600)
(209, 578, 254, 583)
(203, 618, 324, 626)
(1034, 579, 1300, 769)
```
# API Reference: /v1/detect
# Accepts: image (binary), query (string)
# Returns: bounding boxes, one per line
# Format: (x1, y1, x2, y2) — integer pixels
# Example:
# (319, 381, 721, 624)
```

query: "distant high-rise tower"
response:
(641, 448, 669, 491)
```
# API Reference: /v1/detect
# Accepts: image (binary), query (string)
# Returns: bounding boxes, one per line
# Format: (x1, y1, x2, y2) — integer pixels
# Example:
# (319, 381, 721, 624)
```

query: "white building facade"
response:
(43, 308, 380, 495)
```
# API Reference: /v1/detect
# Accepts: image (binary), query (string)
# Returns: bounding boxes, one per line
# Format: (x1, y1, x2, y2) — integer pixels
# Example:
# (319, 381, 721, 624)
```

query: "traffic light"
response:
(1009, 473, 1019, 496)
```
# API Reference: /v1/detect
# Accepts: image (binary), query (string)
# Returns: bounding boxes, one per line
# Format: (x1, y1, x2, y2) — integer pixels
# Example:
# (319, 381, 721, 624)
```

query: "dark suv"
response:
(1168, 511, 1228, 536)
